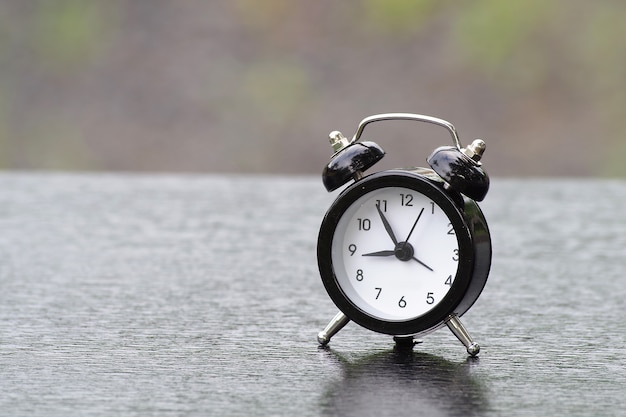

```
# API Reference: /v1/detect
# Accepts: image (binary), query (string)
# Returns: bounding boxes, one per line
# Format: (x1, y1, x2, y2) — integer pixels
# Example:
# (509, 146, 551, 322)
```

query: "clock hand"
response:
(364, 250, 434, 271)
(362, 250, 395, 257)
(403, 207, 425, 244)
(411, 256, 434, 272)
(365, 205, 433, 271)
(376, 203, 398, 245)
(402, 207, 434, 271)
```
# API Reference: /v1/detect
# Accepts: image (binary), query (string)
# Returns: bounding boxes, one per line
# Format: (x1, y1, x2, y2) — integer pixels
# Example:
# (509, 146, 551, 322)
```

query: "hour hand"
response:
(362, 250, 395, 257)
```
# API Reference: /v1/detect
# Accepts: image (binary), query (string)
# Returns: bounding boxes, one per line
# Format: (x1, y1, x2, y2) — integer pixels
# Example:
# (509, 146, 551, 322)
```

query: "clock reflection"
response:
(318, 347, 487, 417)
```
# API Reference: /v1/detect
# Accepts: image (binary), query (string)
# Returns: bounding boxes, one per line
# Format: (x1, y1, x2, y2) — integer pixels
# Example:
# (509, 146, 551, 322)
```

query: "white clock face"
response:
(331, 186, 461, 321)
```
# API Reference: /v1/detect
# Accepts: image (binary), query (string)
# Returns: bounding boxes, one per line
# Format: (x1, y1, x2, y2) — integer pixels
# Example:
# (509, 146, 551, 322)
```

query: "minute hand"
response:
(376, 203, 398, 245)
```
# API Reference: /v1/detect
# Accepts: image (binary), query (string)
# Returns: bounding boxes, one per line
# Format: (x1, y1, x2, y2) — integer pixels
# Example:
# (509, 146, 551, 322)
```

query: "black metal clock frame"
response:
(317, 169, 492, 337)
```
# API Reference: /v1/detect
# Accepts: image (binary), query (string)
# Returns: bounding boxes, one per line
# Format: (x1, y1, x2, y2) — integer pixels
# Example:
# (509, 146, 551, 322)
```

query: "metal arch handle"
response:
(351, 113, 463, 150)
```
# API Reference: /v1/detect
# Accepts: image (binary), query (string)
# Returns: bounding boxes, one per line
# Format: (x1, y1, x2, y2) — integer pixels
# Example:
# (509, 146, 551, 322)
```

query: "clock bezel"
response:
(317, 170, 476, 336)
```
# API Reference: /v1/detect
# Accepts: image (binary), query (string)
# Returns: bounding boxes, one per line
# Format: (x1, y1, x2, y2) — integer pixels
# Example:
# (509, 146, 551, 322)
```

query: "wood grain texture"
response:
(0, 173, 624, 416)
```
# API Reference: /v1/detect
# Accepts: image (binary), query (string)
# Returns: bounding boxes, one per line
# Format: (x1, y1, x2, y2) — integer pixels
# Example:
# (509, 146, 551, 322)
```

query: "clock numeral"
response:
(447, 223, 455, 235)
(430, 201, 435, 214)
(445, 275, 453, 286)
(374, 287, 382, 299)
(357, 218, 371, 231)
(375, 200, 387, 212)
(398, 296, 407, 308)
(348, 244, 357, 256)
(426, 292, 435, 305)
(356, 269, 364, 281)
(400, 193, 413, 207)
(452, 249, 459, 261)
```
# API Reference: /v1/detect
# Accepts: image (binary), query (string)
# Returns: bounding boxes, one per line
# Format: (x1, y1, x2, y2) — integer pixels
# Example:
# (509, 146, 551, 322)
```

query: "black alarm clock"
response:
(316, 113, 492, 356)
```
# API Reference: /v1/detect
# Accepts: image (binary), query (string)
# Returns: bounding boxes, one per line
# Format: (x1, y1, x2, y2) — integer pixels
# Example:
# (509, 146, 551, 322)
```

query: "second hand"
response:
(403, 207, 424, 246)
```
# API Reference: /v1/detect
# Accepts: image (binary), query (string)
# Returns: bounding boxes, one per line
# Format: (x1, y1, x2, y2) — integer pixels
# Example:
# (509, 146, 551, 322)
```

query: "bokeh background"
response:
(2, 0, 625, 177)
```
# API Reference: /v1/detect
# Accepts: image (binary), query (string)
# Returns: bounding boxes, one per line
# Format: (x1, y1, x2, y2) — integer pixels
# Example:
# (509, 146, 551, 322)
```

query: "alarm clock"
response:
(316, 113, 492, 356)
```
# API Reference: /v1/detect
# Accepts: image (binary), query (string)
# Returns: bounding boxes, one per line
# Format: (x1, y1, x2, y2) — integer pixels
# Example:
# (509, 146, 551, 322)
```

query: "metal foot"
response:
(317, 312, 350, 346)
(445, 314, 480, 357)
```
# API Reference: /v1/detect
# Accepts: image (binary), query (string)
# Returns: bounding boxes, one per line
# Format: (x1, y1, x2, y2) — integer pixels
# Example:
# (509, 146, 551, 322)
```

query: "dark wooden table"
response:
(0, 173, 625, 416)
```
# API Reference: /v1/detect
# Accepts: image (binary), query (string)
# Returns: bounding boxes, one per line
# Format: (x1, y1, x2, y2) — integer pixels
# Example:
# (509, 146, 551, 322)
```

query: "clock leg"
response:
(317, 312, 350, 346)
(393, 336, 420, 351)
(445, 314, 480, 357)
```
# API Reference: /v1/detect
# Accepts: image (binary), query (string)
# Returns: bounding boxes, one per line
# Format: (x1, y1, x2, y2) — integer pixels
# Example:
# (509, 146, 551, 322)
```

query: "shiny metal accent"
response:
(317, 311, 350, 345)
(328, 131, 350, 153)
(352, 113, 462, 150)
(445, 314, 480, 357)
(462, 139, 486, 164)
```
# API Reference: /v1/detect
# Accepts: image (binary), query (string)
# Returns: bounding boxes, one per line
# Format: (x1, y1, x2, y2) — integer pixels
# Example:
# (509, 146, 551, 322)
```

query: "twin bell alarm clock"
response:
(316, 113, 492, 357)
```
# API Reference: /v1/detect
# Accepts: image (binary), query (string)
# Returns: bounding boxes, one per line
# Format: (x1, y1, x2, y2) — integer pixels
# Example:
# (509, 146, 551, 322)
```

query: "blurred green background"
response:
(1, 0, 625, 176)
